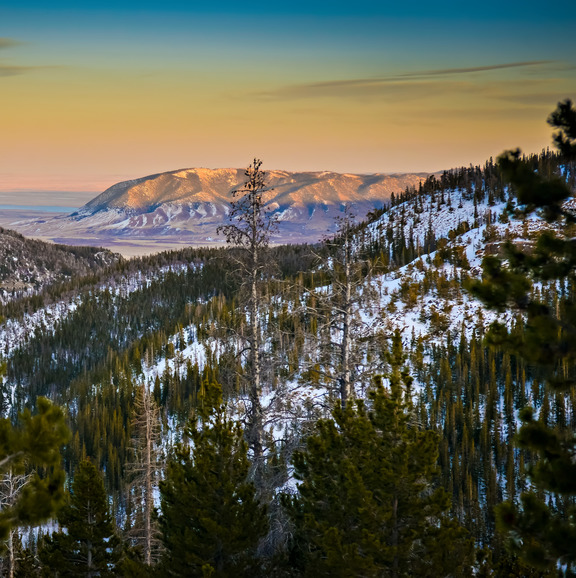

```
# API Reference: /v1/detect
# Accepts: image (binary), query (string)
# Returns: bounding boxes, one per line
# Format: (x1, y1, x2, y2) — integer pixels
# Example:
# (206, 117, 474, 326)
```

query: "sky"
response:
(1, 1, 576, 196)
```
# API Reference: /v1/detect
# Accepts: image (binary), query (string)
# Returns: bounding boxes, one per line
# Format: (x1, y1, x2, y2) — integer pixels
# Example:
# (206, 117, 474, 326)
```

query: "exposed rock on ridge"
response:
(10, 168, 429, 247)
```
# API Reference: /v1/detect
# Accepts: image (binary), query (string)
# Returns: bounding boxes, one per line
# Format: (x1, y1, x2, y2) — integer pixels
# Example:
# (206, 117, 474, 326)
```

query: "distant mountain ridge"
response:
(78, 168, 427, 214)
(9, 167, 429, 248)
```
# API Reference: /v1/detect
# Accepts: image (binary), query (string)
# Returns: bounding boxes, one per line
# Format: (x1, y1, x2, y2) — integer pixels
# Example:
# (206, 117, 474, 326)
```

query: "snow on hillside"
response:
(127, 179, 571, 418)
(2, 173, 570, 429)
(2, 177, 564, 398)
(0, 262, 193, 359)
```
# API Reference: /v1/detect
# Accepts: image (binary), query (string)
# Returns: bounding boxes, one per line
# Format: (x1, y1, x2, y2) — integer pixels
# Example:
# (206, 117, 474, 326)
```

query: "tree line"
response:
(0, 100, 575, 575)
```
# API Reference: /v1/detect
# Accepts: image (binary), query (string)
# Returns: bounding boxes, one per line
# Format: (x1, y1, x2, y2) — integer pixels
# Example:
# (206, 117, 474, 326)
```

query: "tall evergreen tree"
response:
(159, 379, 268, 577)
(468, 99, 576, 573)
(284, 334, 473, 577)
(548, 98, 576, 161)
(39, 458, 122, 577)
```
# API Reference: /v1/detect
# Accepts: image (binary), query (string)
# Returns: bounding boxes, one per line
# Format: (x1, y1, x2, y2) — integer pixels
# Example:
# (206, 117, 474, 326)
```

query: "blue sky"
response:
(3, 0, 575, 18)
(1, 1, 575, 191)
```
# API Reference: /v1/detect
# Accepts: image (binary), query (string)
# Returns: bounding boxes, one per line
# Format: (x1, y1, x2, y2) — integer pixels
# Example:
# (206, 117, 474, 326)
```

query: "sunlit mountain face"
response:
(9, 168, 428, 247)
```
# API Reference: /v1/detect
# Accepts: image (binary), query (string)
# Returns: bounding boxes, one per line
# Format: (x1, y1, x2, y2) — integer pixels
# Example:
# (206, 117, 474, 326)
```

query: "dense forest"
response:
(0, 101, 575, 576)
(0, 227, 121, 306)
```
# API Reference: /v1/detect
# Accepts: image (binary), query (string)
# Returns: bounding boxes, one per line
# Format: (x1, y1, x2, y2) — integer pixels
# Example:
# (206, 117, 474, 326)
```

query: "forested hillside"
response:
(0, 103, 575, 576)
(0, 228, 120, 305)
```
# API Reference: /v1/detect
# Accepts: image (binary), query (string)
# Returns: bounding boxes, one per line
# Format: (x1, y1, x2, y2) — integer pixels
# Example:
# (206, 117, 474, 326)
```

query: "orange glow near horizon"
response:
(1, 10, 575, 194)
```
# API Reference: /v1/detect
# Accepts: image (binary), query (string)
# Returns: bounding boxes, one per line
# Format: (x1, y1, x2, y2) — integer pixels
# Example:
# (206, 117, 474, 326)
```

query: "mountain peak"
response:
(9, 167, 429, 250)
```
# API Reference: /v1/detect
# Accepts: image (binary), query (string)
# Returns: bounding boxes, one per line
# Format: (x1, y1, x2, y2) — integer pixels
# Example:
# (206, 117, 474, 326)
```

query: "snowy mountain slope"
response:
(2, 166, 569, 403)
(0, 262, 193, 359)
(122, 190, 501, 388)
(63, 179, 543, 489)
(1, 157, 574, 561)
(0, 227, 120, 304)
(9, 168, 428, 246)
(124, 168, 575, 405)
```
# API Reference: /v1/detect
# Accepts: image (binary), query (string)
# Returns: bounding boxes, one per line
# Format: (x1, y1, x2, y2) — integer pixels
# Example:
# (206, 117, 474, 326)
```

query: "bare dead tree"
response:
(307, 206, 381, 408)
(217, 159, 277, 483)
(125, 383, 163, 566)
(0, 470, 32, 578)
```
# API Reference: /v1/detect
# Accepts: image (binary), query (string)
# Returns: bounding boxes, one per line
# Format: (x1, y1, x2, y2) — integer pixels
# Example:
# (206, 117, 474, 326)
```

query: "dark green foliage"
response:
(496, 99, 576, 222)
(159, 379, 268, 577)
(515, 407, 576, 494)
(469, 99, 576, 573)
(495, 409, 576, 571)
(467, 253, 576, 379)
(476, 549, 558, 577)
(497, 149, 570, 221)
(39, 458, 122, 577)
(285, 339, 473, 577)
(506, 229, 576, 281)
(0, 397, 70, 540)
(470, 101, 576, 391)
(548, 98, 576, 160)
(14, 546, 43, 577)
(465, 254, 532, 311)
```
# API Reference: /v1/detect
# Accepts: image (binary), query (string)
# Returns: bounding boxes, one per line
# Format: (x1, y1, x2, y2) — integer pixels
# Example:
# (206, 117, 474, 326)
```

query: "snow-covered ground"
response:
(0, 262, 193, 359)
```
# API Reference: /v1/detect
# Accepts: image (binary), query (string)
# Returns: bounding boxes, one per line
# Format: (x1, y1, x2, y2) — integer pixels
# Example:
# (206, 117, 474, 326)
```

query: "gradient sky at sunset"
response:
(2, 1, 576, 194)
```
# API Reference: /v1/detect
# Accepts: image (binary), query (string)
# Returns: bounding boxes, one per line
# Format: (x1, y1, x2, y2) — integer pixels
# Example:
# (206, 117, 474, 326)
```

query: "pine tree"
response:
(468, 99, 576, 572)
(39, 458, 122, 577)
(0, 396, 69, 540)
(284, 335, 474, 577)
(159, 379, 268, 577)
(14, 538, 43, 578)
(548, 98, 576, 161)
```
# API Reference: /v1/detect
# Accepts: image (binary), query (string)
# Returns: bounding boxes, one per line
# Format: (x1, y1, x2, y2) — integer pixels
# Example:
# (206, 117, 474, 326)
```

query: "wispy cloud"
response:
(0, 37, 66, 77)
(388, 61, 555, 80)
(1, 65, 36, 77)
(0, 64, 64, 77)
(0, 38, 23, 50)
(256, 61, 558, 101)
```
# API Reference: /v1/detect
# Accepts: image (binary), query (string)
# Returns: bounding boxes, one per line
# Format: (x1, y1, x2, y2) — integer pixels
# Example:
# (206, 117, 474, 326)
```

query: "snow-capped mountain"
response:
(11, 168, 428, 246)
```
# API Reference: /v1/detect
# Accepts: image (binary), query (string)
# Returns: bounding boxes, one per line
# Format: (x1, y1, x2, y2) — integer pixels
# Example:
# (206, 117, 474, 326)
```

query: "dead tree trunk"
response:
(218, 159, 277, 485)
(127, 383, 162, 565)
(0, 470, 31, 578)
(308, 207, 378, 409)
